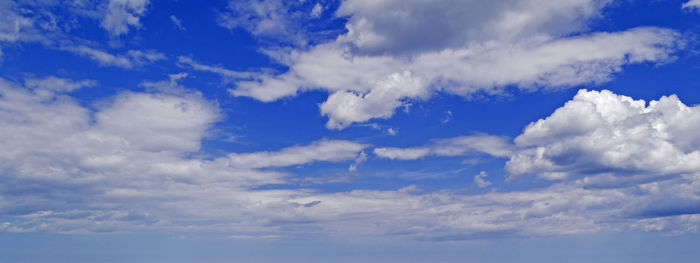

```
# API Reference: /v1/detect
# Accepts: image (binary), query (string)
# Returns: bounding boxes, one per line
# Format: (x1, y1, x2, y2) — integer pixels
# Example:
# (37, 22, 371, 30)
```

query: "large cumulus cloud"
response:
(507, 89, 700, 182)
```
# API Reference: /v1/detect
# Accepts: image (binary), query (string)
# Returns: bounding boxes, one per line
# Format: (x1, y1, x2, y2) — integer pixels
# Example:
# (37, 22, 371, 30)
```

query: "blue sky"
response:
(1, 0, 700, 262)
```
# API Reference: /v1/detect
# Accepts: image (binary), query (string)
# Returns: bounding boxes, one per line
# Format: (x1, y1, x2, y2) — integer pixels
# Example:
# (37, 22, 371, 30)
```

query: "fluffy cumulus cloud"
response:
(506, 89, 700, 182)
(217, 0, 683, 129)
(379, 89, 700, 186)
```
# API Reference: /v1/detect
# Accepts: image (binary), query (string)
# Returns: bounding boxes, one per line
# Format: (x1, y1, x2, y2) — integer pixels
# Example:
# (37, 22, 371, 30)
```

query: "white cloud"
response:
(372, 88, 700, 190)
(320, 71, 428, 129)
(170, 15, 186, 31)
(2, 78, 700, 238)
(287, 174, 700, 239)
(0, 0, 151, 40)
(0, 1, 34, 43)
(683, 0, 700, 11)
(217, 0, 332, 46)
(61, 45, 165, 68)
(94, 92, 220, 152)
(226, 140, 368, 169)
(0, 2, 164, 69)
(348, 151, 367, 172)
(506, 89, 700, 181)
(310, 3, 323, 18)
(0, 76, 367, 234)
(226, 0, 682, 129)
(474, 171, 492, 188)
(335, 0, 611, 55)
(441, 110, 453, 124)
(374, 134, 513, 160)
(101, 0, 150, 36)
(24, 76, 97, 93)
(0, 1, 51, 44)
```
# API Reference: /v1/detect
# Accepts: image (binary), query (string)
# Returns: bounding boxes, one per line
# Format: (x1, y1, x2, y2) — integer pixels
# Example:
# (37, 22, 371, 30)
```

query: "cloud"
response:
(101, 0, 150, 36)
(335, 0, 611, 55)
(94, 92, 220, 153)
(474, 171, 492, 188)
(61, 46, 165, 68)
(225, 0, 682, 129)
(170, 15, 186, 31)
(348, 151, 367, 172)
(24, 76, 97, 93)
(506, 89, 700, 182)
(0, 1, 162, 68)
(0, 1, 51, 44)
(683, 0, 700, 11)
(2, 78, 700, 238)
(286, 174, 700, 239)
(226, 140, 368, 169)
(217, 0, 336, 46)
(374, 134, 513, 160)
(310, 3, 324, 18)
(320, 71, 428, 129)
(0, 77, 369, 235)
(376, 89, 700, 188)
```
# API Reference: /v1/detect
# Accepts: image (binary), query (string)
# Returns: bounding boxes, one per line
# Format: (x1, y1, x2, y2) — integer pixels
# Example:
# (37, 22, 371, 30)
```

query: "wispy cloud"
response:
(61, 45, 165, 68)
(170, 15, 186, 31)
(374, 134, 513, 160)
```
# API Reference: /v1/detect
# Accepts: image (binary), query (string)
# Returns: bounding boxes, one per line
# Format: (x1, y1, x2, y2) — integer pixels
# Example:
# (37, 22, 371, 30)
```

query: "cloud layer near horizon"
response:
(1, 76, 699, 239)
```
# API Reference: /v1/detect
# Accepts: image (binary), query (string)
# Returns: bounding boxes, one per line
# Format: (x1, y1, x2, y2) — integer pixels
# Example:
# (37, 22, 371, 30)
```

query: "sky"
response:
(1, 0, 700, 262)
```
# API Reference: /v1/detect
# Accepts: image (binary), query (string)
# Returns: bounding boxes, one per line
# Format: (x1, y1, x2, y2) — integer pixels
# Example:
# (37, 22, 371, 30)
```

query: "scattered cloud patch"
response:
(441, 110, 453, 124)
(217, 0, 337, 46)
(348, 151, 367, 172)
(0, 1, 162, 68)
(310, 3, 324, 18)
(227, 139, 367, 169)
(474, 171, 492, 188)
(320, 71, 429, 129)
(24, 76, 97, 93)
(101, 0, 150, 36)
(170, 15, 186, 31)
(374, 134, 513, 160)
(62, 46, 165, 68)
